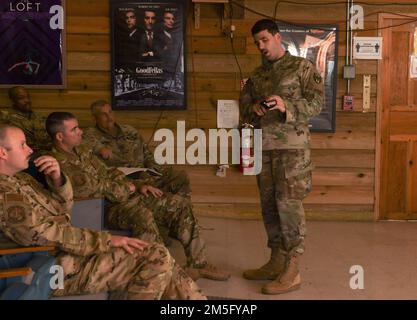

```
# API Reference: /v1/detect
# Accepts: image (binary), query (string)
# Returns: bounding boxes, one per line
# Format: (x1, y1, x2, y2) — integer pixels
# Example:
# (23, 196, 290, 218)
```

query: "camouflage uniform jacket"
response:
(49, 144, 145, 203)
(83, 124, 160, 170)
(0, 172, 112, 256)
(0, 109, 51, 150)
(239, 51, 324, 150)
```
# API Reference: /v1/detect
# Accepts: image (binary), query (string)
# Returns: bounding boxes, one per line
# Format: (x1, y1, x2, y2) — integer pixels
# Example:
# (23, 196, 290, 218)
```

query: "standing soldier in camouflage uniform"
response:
(83, 100, 190, 198)
(240, 19, 323, 294)
(45, 112, 230, 282)
(0, 86, 51, 151)
(0, 124, 206, 299)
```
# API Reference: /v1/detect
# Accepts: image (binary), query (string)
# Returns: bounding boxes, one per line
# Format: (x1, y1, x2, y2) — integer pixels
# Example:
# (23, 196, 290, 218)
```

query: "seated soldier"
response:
(0, 86, 51, 151)
(45, 112, 230, 282)
(83, 100, 190, 198)
(0, 124, 205, 300)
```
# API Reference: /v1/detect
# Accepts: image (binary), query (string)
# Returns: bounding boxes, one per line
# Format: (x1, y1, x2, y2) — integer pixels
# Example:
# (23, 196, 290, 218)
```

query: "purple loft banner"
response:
(0, 0, 66, 88)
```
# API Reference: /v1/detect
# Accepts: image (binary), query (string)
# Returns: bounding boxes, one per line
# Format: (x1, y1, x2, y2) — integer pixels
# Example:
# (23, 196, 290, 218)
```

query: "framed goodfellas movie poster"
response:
(110, 0, 187, 110)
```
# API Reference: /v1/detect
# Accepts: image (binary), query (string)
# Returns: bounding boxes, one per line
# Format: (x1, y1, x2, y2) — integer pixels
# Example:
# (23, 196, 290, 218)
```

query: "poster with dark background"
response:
(0, 0, 66, 87)
(111, 0, 186, 110)
(278, 23, 338, 132)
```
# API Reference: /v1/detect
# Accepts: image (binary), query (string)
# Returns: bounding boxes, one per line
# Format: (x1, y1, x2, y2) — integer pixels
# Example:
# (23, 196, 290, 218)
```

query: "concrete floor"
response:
(169, 217, 417, 300)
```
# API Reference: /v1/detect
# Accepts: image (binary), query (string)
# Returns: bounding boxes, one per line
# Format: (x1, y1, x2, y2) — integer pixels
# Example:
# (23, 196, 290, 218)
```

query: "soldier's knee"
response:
(168, 194, 192, 211)
(128, 208, 156, 226)
(146, 243, 175, 268)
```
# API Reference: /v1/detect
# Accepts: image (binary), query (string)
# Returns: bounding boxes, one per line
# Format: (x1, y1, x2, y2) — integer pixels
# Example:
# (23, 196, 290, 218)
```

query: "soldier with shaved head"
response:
(0, 124, 205, 300)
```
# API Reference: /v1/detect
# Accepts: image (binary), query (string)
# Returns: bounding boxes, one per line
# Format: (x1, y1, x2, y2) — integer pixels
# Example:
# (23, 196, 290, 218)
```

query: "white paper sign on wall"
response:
(353, 37, 382, 59)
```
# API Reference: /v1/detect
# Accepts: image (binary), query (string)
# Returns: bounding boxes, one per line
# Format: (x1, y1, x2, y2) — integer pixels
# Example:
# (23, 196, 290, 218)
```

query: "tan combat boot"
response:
(185, 263, 231, 281)
(261, 255, 301, 294)
(243, 248, 286, 280)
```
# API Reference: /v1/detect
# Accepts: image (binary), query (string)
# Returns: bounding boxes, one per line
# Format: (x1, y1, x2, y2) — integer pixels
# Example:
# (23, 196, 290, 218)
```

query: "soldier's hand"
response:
(252, 103, 267, 116)
(140, 185, 163, 198)
(34, 156, 62, 187)
(127, 182, 136, 194)
(110, 235, 148, 254)
(266, 95, 286, 113)
(100, 148, 113, 160)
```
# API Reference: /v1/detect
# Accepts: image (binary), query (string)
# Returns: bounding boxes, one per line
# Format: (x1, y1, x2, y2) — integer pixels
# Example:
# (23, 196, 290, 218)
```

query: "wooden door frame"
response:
(375, 13, 417, 220)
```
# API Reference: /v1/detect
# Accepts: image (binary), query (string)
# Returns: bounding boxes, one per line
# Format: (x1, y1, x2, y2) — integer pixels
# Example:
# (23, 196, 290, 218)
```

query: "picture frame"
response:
(0, 0, 66, 88)
(110, 0, 187, 110)
(277, 23, 338, 132)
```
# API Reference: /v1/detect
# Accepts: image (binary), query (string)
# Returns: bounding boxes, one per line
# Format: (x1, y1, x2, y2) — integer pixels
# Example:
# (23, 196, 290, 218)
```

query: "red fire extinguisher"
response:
(240, 123, 254, 173)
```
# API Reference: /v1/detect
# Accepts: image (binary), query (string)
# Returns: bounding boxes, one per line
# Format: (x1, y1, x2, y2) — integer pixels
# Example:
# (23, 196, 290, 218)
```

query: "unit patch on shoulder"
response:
(6, 205, 27, 224)
(5, 193, 24, 202)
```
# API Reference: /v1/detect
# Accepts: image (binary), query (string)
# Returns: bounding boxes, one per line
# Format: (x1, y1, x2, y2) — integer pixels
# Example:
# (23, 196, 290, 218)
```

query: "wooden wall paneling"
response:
(312, 149, 375, 168)
(67, 17, 109, 34)
(67, 34, 110, 52)
(186, 165, 373, 187)
(67, 0, 109, 16)
(193, 203, 374, 221)
(189, 36, 246, 54)
(67, 71, 110, 91)
(134, 126, 375, 151)
(1, 0, 402, 220)
(187, 72, 241, 91)
(68, 52, 110, 71)
(191, 184, 373, 205)
(336, 112, 376, 131)
(243, 1, 417, 21)
(187, 53, 260, 73)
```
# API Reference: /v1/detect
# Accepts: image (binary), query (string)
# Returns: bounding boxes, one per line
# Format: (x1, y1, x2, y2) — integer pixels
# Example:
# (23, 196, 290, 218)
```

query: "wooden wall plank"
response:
(67, 17, 109, 34)
(68, 52, 110, 71)
(67, 34, 110, 52)
(192, 185, 373, 205)
(67, 0, 109, 16)
(186, 165, 373, 187)
(194, 203, 374, 221)
(189, 36, 246, 54)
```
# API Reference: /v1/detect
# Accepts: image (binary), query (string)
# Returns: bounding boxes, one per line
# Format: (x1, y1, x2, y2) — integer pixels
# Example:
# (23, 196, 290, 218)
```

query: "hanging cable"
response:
(228, 2, 244, 81)
(274, 1, 280, 20)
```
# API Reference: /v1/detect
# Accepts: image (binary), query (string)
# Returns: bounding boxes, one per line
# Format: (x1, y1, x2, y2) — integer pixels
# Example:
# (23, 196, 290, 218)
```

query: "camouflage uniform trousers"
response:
(257, 149, 312, 257)
(52, 243, 206, 300)
(106, 192, 207, 267)
(130, 166, 191, 244)
(138, 166, 191, 199)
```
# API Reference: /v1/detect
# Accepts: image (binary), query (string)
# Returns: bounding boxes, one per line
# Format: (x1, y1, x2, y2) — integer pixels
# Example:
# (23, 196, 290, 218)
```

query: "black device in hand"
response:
(24, 153, 48, 188)
(260, 100, 277, 110)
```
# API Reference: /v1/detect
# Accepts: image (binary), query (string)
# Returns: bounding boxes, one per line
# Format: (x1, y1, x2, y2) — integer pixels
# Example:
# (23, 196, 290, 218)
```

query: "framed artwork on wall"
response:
(277, 23, 338, 132)
(110, 0, 187, 110)
(0, 0, 66, 88)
